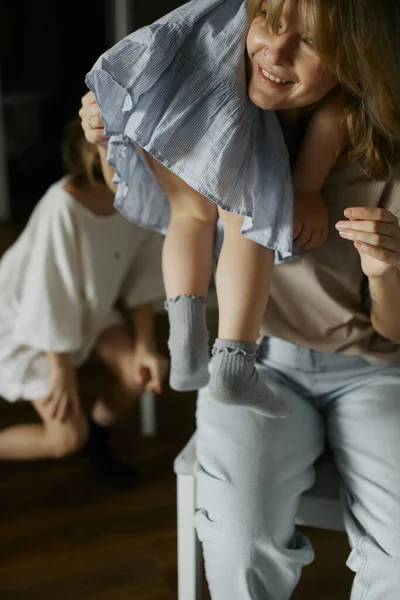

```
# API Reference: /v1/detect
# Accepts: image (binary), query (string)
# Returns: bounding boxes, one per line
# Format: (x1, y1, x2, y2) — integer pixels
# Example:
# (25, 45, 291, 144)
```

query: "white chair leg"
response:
(177, 473, 202, 600)
(139, 391, 157, 437)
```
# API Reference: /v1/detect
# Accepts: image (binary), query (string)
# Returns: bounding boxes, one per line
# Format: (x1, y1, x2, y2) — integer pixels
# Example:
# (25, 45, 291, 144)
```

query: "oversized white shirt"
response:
(0, 179, 164, 400)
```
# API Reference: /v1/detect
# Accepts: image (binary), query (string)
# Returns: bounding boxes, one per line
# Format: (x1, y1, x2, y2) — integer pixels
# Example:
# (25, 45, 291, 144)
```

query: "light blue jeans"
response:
(195, 337, 400, 599)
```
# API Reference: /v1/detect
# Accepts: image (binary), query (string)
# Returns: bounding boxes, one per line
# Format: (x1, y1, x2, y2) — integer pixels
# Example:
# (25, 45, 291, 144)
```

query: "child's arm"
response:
(292, 92, 348, 249)
(293, 96, 348, 192)
(119, 230, 167, 394)
(129, 303, 157, 352)
(126, 303, 168, 394)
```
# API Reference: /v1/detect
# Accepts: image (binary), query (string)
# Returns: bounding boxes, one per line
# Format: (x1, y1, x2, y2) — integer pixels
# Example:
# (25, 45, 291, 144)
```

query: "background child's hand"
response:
(43, 354, 80, 422)
(130, 347, 169, 395)
(107, 342, 169, 397)
(79, 91, 108, 147)
(293, 190, 329, 249)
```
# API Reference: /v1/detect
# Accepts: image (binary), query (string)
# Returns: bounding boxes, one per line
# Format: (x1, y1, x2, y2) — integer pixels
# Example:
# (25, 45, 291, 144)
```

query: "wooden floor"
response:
(0, 224, 354, 599)
(0, 344, 354, 600)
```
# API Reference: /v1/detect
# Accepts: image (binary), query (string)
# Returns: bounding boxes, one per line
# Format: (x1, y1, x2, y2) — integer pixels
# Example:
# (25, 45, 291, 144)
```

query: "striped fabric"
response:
(86, 0, 293, 258)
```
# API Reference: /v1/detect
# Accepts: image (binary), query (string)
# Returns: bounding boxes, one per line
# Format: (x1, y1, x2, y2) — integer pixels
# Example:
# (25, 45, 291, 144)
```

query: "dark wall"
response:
(1, 0, 187, 221)
(133, 1, 186, 27)
(1, 0, 107, 220)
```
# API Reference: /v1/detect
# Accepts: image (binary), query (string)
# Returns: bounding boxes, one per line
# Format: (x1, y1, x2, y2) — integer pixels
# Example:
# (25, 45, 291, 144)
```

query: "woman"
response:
(81, 0, 400, 594)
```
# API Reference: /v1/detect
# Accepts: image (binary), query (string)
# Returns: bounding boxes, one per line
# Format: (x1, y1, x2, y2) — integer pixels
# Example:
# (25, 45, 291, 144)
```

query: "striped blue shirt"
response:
(86, 0, 293, 258)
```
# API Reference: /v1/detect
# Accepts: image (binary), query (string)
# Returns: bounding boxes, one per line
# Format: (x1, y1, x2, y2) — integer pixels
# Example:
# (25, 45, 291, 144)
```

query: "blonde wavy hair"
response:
(247, 0, 400, 178)
(62, 117, 104, 187)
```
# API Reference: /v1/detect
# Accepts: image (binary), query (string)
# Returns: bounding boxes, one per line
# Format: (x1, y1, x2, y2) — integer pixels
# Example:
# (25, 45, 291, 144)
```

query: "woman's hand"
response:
(43, 354, 80, 422)
(79, 91, 108, 147)
(335, 207, 400, 279)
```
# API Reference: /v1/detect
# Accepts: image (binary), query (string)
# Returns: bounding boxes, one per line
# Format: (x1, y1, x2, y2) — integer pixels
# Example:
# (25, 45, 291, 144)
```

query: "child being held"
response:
(85, 0, 346, 416)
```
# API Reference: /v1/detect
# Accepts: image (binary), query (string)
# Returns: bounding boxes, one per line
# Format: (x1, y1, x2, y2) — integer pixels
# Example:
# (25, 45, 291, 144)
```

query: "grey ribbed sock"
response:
(209, 339, 291, 418)
(165, 294, 210, 391)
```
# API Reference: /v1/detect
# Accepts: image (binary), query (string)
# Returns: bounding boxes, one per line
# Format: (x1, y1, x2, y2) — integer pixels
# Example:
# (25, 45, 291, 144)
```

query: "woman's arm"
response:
(336, 206, 400, 343)
(369, 269, 400, 343)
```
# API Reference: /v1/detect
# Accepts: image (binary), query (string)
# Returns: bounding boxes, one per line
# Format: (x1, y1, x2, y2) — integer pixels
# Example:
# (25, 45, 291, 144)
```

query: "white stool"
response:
(174, 434, 345, 600)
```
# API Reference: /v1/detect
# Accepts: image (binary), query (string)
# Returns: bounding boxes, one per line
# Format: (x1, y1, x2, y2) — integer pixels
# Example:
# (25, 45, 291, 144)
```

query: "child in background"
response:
(85, 0, 346, 417)
(0, 117, 168, 489)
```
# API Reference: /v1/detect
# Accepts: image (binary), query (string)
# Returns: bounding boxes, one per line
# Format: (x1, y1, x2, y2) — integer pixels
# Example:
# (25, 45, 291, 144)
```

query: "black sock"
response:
(84, 417, 139, 490)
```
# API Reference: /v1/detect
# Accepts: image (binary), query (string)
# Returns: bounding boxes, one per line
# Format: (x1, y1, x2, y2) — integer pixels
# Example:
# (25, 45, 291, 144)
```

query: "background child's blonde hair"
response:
(247, 0, 400, 178)
(62, 117, 104, 187)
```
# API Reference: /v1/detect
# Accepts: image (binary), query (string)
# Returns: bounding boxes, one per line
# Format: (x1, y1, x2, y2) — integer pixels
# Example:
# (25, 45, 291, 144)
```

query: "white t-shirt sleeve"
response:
(12, 201, 83, 352)
(121, 230, 164, 308)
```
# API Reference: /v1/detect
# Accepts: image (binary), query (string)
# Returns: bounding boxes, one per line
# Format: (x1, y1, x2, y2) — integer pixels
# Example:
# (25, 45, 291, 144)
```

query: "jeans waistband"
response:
(258, 336, 368, 373)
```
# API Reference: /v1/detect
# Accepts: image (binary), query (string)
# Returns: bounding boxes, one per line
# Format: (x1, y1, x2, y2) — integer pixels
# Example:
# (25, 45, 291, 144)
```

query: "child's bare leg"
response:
(164, 192, 217, 391)
(0, 399, 88, 460)
(209, 209, 290, 417)
(86, 383, 140, 489)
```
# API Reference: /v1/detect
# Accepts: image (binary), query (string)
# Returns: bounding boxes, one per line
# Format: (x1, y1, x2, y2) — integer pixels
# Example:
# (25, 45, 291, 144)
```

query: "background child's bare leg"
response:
(209, 209, 291, 417)
(86, 383, 140, 488)
(163, 192, 217, 391)
(86, 324, 156, 488)
(0, 399, 88, 460)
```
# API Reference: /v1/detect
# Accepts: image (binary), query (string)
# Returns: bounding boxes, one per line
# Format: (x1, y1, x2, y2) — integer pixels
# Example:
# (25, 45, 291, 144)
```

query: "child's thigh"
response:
(217, 206, 246, 230)
(169, 191, 217, 222)
(145, 152, 217, 221)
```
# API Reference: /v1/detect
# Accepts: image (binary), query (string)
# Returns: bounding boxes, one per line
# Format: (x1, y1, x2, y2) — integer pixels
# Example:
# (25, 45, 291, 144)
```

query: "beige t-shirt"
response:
(262, 161, 400, 365)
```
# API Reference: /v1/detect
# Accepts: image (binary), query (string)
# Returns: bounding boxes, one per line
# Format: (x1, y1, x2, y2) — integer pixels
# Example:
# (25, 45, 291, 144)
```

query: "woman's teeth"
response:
(262, 69, 287, 84)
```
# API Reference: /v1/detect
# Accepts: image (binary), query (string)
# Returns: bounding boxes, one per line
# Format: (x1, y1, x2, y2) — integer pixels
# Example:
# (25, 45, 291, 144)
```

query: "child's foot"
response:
(165, 294, 210, 391)
(209, 339, 291, 418)
(84, 418, 139, 490)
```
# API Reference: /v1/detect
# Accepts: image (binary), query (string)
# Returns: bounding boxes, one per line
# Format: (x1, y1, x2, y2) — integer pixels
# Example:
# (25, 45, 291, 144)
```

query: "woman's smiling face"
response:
(247, 0, 338, 111)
